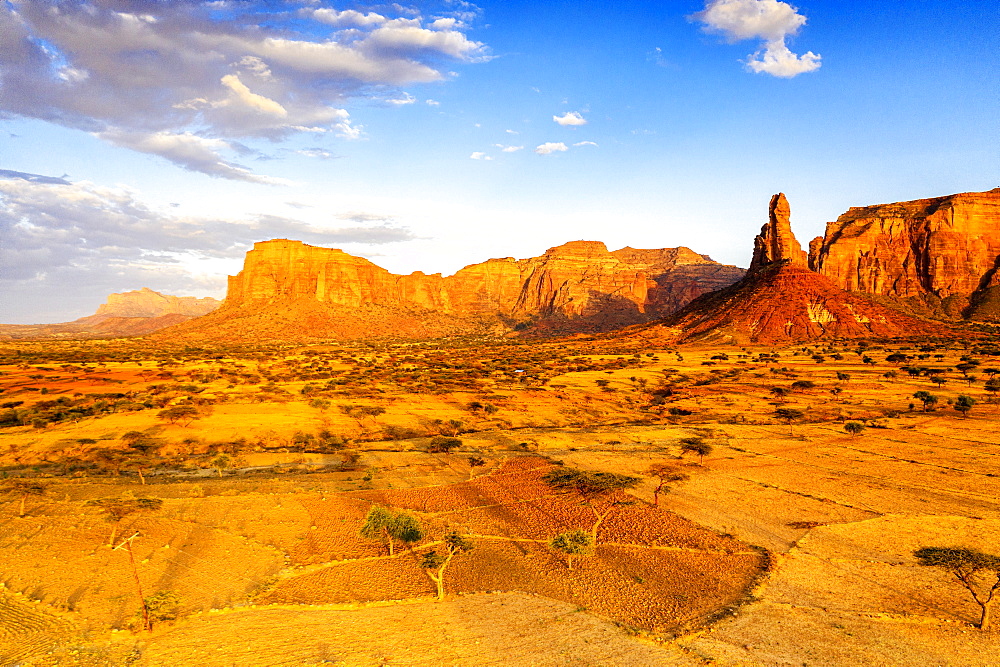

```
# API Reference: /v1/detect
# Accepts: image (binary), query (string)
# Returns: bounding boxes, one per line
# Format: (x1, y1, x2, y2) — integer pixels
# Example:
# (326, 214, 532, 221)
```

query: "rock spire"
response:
(749, 193, 809, 272)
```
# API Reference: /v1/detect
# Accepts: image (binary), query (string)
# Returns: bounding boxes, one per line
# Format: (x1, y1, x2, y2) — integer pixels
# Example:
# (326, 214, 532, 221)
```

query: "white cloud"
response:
(425, 99, 440, 106)
(469, 152, 492, 160)
(386, 92, 417, 106)
(747, 42, 821, 77)
(98, 129, 285, 184)
(693, 0, 821, 77)
(0, 177, 416, 321)
(495, 144, 524, 152)
(534, 142, 568, 155)
(553, 111, 587, 126)
(573, 141, 598, 147)
(505, 129, 519, 135)
(0, 1, 490, 179)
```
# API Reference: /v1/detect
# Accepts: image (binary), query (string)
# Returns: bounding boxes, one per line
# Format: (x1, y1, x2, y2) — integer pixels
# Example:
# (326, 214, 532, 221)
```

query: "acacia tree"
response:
(646, 464, 689, 506)
(421, 531, 473, 600)
(679, 438, 713, 465)
(549, 529, 593, 569)
(359, 506, 423, 556)
(467, 456, 486, 480)
(775, 408, 805, 435)
(3, 479, 47, 517)
(844, 421, 866, 437)
(87, 497, 163, 546)
(955, 394, 976, 418)
(914, 547, 1000, 630)
(542, 467, 640, 540)
(913, 391, 938, 412)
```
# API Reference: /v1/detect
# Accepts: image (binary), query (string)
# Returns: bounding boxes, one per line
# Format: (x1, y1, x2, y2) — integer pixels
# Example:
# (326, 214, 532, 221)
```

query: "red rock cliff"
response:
(199, 238, 744, 339)
(809, 189, 1000, 319)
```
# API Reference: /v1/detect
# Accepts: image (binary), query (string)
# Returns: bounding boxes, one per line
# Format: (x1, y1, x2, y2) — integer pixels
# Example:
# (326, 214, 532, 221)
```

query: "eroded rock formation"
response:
(169, 238, 744, 340)
(749, 193, 809, 271)
(96, 288, 220, 319)
(646, 195, 945, 344)
(809, 189, 1000, 320)
(0, 289, 221, 339)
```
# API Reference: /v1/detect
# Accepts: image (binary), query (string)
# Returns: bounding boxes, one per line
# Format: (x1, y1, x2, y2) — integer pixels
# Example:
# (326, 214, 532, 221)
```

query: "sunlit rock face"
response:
(96, 288, 220, 318)
(649, 194, 946, 344)
(809, 189, 1000, 320)
(182, 238, 744, 340)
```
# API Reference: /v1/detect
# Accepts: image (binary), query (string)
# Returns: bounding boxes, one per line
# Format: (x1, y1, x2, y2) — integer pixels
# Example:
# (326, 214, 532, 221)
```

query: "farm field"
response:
(1, 334, 999, 665)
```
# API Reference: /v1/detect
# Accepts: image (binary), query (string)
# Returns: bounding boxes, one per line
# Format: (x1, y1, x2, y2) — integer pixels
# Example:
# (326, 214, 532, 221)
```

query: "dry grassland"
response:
(1, 336, 999, 665)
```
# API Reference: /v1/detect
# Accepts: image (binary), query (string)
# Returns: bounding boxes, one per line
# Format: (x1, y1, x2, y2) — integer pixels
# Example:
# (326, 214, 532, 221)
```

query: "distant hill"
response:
(0, 289, 220, 340)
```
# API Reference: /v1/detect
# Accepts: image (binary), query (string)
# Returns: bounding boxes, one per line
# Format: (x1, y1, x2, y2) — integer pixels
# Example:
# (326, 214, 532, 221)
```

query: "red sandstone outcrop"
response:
(809, 188, 1000, 320)
(0, 289, 221, 339)
(169, 239, 744, 340)
(95, 288, 220, 318)
(644, 195, 945, 344)
(749, 193, 809, 271)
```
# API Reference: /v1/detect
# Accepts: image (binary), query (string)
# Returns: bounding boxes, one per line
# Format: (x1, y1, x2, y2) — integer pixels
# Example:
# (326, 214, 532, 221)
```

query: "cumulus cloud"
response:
(693, 0, 821, 77)
(494, 144, 524, 152)
(469, 151, 492, 160)
(386, 92, 417, 106)
(0, 1, 489, 179)
(534, 142, 568, 155)
(0, 176, 416, 321)
(553, 111, 587, 126)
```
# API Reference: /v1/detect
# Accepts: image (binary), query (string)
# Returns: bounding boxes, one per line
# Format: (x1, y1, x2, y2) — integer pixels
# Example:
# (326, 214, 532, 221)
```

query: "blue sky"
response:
(1, 0, 998, 323)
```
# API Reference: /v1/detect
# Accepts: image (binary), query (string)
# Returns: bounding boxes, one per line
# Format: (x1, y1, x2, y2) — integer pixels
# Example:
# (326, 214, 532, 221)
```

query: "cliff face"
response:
(182, 238, 744, 340)
(647, 194, 944, 344)
(0, 289, 221, 339)
(96, 288, 220, 318)
(809, 189, 1000, 320)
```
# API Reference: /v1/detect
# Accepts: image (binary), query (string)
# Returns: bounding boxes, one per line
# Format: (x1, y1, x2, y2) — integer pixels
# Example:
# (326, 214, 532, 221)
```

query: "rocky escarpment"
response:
(0, 289, 221, 339)
(809, 189, 1000, 320)
(95, 288, 220, 318)
(166, 239, 744, 340)
(643, 194, 945, 344)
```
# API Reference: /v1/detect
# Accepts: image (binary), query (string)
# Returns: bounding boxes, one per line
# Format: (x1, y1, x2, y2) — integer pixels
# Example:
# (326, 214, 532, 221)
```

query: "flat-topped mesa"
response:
(749, 193, 809, 272)
(167, 237, 745, 340)
(95, 287, 220, 318)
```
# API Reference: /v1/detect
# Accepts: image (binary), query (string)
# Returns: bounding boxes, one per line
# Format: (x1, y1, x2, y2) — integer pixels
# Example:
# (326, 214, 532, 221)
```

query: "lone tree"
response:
(421, 531, 473, 601)
(87, 497, 163, 546)
(913, 391, 938, 412)
(955, 394, 976, 418)
(549, 529, 593, 569)
(427, 436, 462, 453)
(467, 455, 486, 480)
(156, 405, 200, 426)
(646, 464, 690, 506)
(679, 437, 713, 465)
(775, 408, 805, 435)
(359, 506, 423, 556)
(844, 421, 866, 437)
(914, 547, 1000, 630)
(3, 479, 48, 517)
(542, 467, 640, 540)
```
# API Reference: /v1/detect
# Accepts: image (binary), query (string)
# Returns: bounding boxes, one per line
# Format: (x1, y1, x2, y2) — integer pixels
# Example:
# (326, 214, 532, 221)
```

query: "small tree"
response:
(210, 453, 232, 477)
(914, 547, 1000, 630)
(87, 497, 163, 546)
(427, 436, 462, 453)
(4, 479, 47, 517)
(542, 467, 639, 540)
(646, 464, 689, 506)
(467, 456, 486, 480)
(156, 405, 200, 426)
(359, 506, 423, 556)
(421, 531, 473, 600)
(549, 529, 593, 569)
(955, 394, 976, 418)
(679, 437, 713, 465)
(775, 408, 805, 435)
(844, 421, 866, 437)
(913, 391, 938, 412)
